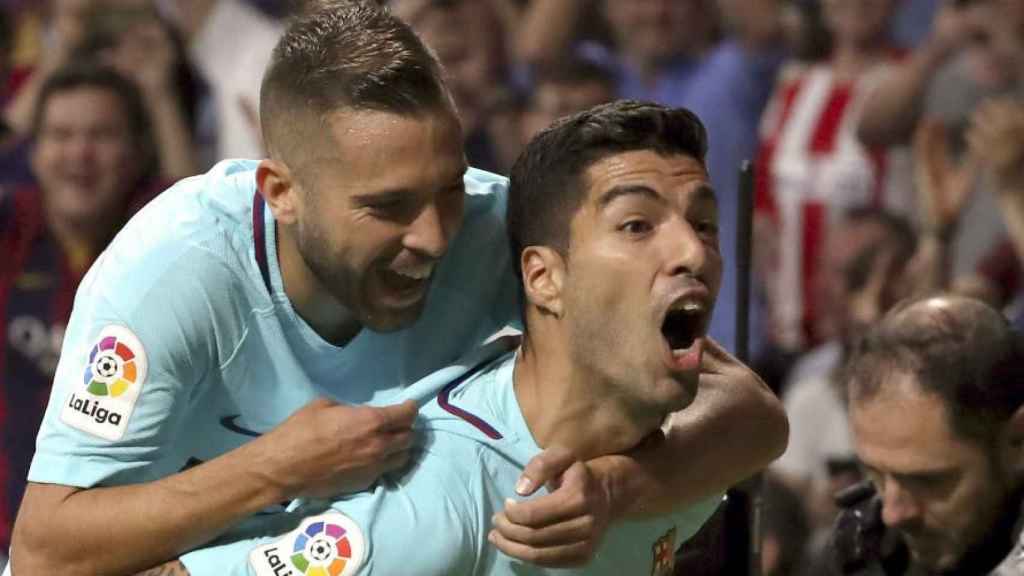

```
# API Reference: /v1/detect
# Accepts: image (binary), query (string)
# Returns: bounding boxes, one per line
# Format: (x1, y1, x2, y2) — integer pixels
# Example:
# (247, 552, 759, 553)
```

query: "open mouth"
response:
(660, 298, 707, 373)
(661, 303, 703, 353)
(377, 267, 431, 303)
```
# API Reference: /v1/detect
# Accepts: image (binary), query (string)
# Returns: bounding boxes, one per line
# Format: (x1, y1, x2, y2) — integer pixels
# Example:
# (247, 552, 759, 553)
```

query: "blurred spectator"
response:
(518, 0, 787, 352)
(161, 0, 282, 161)
(858, 0, 1024, 280)
(390, 0, 519, 173)
(0, 6, 29, 186)
(832, 295, 1024, 575)
(1, 1, 205, 181)
(891, 0, 942, 49)
(761, 473, 812, 576)
(77, 1, 203, 179)
(961, 97, 1024, 332)
(755, 0, 913, 354)
(0, 62, 159, 554)
(518, 57, 615, 147)
(770, 207, 917, 567)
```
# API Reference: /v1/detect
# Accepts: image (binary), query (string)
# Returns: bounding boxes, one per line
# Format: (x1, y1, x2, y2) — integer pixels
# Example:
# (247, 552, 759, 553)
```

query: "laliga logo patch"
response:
(60, 325, 148, 440)
(250, 511, 366, 576)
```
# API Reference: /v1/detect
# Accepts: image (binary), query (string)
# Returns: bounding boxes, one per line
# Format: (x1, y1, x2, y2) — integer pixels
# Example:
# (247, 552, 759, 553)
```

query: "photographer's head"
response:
(844, 295, 1024, 571)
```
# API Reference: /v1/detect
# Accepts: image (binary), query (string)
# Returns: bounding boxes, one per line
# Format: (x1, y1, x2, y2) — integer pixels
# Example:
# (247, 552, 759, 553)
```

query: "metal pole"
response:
(723, 161, 762, 576)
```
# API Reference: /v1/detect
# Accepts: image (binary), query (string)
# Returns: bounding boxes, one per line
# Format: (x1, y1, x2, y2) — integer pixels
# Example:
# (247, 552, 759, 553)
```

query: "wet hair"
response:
(31, 60, 157, 185)
(507, 99, 708, 274)
(260, 0, 452, 165)
(845, 295, 1024, 444)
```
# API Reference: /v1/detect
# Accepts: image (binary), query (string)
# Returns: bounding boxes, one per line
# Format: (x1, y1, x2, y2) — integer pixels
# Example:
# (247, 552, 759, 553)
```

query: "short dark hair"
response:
(260, 0, 452, 164)
(507, 100, 708, 273)
(845, 295, 1024, 444)
(31, 60, 156, 183)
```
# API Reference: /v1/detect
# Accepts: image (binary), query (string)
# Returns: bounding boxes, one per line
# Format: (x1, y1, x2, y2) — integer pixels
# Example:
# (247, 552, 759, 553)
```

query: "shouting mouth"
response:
(660, 296, 707, 373)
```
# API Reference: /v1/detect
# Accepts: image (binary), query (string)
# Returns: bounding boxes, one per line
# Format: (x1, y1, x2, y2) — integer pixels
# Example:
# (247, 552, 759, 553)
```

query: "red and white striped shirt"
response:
(755, 62, 913, 350)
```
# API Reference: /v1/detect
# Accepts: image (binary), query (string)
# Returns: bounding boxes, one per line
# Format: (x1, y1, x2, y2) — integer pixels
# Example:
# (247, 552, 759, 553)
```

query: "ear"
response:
(521, 246, 566, 318)
(256, 159, 300, 225)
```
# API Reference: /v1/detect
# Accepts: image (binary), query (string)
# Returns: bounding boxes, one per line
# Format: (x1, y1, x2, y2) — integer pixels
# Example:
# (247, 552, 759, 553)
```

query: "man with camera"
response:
(831, 295, 1024, 575)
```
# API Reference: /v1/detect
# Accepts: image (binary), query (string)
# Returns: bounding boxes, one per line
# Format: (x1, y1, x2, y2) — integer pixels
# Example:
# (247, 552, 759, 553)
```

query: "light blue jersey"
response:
(26, 159, 519, 532)
(183, 345, 722, 576)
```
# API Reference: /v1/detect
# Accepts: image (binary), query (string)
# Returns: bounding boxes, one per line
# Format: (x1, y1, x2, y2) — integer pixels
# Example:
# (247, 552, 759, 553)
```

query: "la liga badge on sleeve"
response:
(59, 324, 148, 441)
(250, 511, 367, 576)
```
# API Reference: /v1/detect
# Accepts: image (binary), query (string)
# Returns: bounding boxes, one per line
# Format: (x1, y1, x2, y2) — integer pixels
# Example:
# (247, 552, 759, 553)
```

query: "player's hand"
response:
(256, 398, 418, 500)
(489, 446, 611, 567)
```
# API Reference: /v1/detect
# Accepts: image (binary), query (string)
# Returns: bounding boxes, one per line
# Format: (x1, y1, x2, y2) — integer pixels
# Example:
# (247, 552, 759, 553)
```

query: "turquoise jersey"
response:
(182, 343, 722, 575)
(26, 159, 519, 534)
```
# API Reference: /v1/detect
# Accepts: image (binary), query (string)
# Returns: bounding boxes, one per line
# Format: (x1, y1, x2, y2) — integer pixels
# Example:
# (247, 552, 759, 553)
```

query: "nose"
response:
(66, 133, 96, 164)
(880, 479, 922, 529)
(403, 202, 451, 260)
(664, 217, 710, 280)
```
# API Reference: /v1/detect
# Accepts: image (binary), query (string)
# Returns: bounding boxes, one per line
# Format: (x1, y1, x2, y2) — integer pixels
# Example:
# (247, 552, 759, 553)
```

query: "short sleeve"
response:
(28, 241, 229, 488)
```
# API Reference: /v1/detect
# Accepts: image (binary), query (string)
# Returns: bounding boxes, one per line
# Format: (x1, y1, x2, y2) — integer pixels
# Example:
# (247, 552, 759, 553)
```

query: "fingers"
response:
(371, 400, 419, 431)
(492, 509, 597, 547)
(504, 477, 592, 528)
(517, 446, 577, 496)
(488, 529, 593, 568)
(379, 444, 414, 473)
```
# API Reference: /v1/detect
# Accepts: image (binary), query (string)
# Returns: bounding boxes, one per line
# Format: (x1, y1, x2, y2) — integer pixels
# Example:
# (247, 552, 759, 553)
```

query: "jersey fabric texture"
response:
(181, 348, 723, 575)
(25, 159, 519, 540)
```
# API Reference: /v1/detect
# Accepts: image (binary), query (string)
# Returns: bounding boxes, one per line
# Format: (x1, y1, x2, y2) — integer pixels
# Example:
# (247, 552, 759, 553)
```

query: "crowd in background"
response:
(2, 0, 1024, 574)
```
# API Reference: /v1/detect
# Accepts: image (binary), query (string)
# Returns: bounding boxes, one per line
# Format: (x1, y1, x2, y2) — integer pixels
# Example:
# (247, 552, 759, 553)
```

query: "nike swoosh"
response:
(220, 415, 263, 437)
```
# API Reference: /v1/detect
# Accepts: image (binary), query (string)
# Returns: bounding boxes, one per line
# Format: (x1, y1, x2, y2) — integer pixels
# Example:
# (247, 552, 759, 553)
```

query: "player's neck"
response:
(514, 335, 664, 462)
(276, 227, 362, 346)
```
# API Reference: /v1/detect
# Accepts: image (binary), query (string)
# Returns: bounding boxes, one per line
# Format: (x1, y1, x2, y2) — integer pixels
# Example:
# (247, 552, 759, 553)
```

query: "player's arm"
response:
(857, 3, 973, 147)
(601, 338, 787, 518)
(134, 561, 191, 576)
(11, 260, 417, 576)
(13, 396, 417, 576)
(161, 445, 481, 576)
(491, 338, 787, 566)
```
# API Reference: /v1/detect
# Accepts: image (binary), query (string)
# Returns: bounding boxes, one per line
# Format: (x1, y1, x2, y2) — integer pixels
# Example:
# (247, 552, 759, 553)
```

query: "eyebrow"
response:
(597, 182, 718, 209)
(350, 168, 467, 206)
(863, 462, 958, 482)
(597, 184, 666, 209)
(351, 189, 415, 206)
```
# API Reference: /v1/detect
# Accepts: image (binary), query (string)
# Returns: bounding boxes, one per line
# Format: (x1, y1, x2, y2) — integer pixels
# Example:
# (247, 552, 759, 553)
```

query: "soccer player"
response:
(170, 99, 759, 576)
(9, 4, 786, 575)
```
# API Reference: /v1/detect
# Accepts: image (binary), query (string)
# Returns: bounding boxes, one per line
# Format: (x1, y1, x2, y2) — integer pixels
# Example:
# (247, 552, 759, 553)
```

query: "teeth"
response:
(393, 264, 433, 280)
(670, 300, 704, 313)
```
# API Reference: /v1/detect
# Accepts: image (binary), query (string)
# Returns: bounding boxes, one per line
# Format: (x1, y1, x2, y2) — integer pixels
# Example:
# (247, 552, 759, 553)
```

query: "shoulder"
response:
(84, 160, 263, 315)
